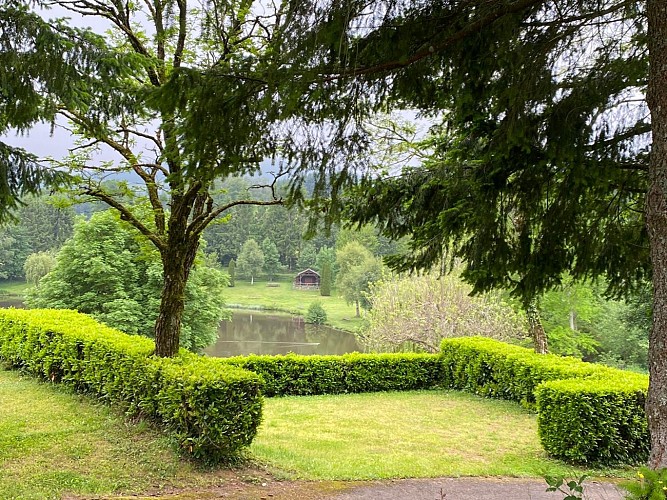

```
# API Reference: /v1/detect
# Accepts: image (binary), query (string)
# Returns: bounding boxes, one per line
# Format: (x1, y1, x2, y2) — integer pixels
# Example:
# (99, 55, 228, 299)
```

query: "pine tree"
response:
(320, 261, 332, 297)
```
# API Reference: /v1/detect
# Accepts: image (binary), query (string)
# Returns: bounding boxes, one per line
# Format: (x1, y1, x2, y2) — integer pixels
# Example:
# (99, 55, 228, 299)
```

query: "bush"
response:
(305, 301, 327, 324)
(536, 374, 648, 465)
(440, 336, 649, 465)
(440, 336, 608, 407)
(220, 352, 445, 397)
(0, 309, 263, 463)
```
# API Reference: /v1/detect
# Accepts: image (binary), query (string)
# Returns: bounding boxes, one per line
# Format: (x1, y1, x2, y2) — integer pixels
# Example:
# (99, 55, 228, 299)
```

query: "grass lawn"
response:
(0, 369, 232, 500)
(0, 369, 629, 498)
(0, 279, 29, 297)
(225, 278, 366, 332)
(252, 390, 628, 480)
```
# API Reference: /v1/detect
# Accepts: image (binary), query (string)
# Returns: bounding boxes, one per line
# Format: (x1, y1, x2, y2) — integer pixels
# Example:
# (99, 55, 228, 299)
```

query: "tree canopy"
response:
(1, 0, 385, 356)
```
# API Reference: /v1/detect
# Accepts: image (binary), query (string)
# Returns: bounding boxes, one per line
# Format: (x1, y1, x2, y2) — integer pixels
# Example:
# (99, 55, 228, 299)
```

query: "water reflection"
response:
(204, 311, 362, 357)
(0, 298, 25, 309)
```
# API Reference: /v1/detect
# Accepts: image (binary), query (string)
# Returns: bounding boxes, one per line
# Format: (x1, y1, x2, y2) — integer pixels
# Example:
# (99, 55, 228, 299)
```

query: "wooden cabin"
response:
(293, 268, 321, 289)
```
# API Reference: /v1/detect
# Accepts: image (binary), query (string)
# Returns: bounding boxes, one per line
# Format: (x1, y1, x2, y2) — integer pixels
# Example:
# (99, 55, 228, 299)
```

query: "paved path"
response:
(329, 477, 624, 500)
(108, 476, 625, 500)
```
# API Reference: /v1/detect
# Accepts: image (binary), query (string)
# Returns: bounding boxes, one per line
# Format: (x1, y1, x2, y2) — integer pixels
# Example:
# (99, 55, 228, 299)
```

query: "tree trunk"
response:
(569, 310, 577, 331)
(154, 241, 199, 357)
(355, 299, 360, 317)
(647, 0, 667, 469)
(526, 298, 548, 354)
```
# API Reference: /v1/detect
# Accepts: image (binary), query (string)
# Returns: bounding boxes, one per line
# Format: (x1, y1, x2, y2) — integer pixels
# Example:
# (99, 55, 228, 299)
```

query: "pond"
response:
(203, 310, 363, 357)
(0, 297, 26, 309)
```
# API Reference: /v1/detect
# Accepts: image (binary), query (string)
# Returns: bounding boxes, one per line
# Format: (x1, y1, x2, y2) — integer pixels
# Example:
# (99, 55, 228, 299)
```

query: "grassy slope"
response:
(0, 369, 228, 499)
(224, 277, 366, 332)
(0, 279, 29, 296)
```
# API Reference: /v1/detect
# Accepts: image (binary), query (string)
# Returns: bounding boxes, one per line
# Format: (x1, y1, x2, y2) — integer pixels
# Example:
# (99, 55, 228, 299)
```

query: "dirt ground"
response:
(74, 468, 625, 500)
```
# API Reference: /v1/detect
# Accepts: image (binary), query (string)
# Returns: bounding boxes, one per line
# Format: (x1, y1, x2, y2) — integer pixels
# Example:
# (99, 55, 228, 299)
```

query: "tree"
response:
(306, 301, 327, 325)
(320, 261, 332, 297)
(236, 239, 265, 285)
(2, 0, 377, 357)
(26, 210, 227, 351)
(363, 273, 527, 353)
(261, 238, 281, 282)
(227, 259, 236, 288)
(297, 242, 318, 271)
(23, 251, 56, 286)
(336, 242, 383, 317)
(324, 0, 667, 467)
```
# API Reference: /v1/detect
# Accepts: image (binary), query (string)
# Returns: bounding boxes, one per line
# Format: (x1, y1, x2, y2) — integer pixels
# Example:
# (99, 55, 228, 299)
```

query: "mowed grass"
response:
(225, 278, 365, 332)
(252, 390, 626, 480)
(0, 279, 29, 297)
(0, 369, 627, 498)
(0, 369, 229, 500)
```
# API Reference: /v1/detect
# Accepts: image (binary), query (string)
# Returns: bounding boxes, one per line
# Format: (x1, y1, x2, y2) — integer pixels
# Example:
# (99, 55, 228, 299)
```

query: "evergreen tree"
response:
(320, 261, 332, 297)
(227, 259, 236, 288)
(297, 242, 318, 271)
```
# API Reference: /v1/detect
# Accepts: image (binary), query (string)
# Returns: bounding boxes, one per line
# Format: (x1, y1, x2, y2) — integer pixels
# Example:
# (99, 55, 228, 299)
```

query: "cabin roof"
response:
(294, 268, 320, 278)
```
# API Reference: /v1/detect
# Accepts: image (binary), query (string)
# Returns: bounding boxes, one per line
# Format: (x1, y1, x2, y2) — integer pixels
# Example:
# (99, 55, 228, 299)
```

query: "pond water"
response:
(0, 297, 26, 309)
(203, 310, 362, 357)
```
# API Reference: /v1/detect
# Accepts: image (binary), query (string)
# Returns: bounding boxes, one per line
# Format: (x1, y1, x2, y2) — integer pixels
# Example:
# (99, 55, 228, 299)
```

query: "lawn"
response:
(224, 277, 366, 332)
(252, 390, 625, 480)
(0, 369, 628, 498)
(0, 279, 29, 297)
(0, 369, 228, 499)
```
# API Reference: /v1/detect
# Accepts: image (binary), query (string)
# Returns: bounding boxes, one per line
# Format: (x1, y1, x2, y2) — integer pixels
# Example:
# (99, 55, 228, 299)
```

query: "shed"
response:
(293, 268, 321, 289)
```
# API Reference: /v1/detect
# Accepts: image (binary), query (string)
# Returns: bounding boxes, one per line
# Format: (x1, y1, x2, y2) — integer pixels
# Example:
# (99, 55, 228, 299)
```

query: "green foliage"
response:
(335, 242, 383, 315)
(306, 301, 327, 324)
(0, 309, 264, 462)
(236, 239, 265, 283)
(440, 337, 607, 407)
(363, 272, 527, 353)
(23, 251, 56, 286)
(536, 375, 648, 465)
(544, 475, 588, 500)
(228, 258, 236, 287)
(320, 261, 332, 296)
(261, 238, 281, 281)
(344, 2, 649, 304)
(26, 210, 228, 351)
(622, 468, 667, 500)
(297, 242, 318, 271)
(220, 352, 444, 397)
(439, 336, 649, 465)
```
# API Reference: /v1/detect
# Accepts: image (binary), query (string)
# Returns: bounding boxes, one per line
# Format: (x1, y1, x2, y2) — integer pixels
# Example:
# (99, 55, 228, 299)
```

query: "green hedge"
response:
(0, 309, 263, 463)
(536, 375, 649, 465)
(440, 337, 649, 465)
(219, 352, 444, 396)
(440, 336, 609, 407)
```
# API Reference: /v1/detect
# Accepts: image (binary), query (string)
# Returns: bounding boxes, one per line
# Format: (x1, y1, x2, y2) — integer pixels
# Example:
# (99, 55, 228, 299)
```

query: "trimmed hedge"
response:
(536, 374, 649, 465)
(219, 352, 445, 396)
(440, 336, 649, 465)
(440, 336, 610, 407)
(0, 309, 263, 463)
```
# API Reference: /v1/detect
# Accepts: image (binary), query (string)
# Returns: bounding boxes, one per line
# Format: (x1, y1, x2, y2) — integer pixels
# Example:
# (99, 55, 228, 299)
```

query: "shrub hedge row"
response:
(219, 352, 444, 396)
(440, 337, 649, 465)
(0, 309, 263, 463)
